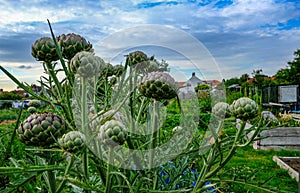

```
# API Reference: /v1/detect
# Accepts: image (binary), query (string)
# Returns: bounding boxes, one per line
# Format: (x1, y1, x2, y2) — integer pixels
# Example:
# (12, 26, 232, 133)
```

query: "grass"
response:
(219, 145, 300, 192)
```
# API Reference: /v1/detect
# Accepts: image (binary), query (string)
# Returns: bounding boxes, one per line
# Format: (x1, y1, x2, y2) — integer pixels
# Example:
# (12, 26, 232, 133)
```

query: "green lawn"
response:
(219, 145, 299, 193)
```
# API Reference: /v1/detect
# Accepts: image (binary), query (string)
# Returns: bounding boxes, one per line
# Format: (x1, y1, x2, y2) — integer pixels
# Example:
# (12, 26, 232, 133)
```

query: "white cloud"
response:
(0, 0, 300, 90)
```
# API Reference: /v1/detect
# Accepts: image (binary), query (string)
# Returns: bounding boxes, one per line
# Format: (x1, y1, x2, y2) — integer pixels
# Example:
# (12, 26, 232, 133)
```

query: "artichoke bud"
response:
(17, 113, 65, 147)
(230, 97, 258, 120)
(138, 72, 178, 101)
(126, 51, 148, 66)
(70, 51, 104, 77)
(31, 37, 59, 63)
(58, 33, 93, 60)
(212, 102, 231, 118)
(59, 131, 86, 153)
(98, 120, 127, 147)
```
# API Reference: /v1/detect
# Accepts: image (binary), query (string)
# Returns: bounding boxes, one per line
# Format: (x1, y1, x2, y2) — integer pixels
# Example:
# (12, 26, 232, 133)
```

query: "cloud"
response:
(0, 0, 299, 89)
(18, 65, 32, 69)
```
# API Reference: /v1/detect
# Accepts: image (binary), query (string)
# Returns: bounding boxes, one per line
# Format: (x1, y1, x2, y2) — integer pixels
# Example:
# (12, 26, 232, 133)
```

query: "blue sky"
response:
(0, 0, 300, 90)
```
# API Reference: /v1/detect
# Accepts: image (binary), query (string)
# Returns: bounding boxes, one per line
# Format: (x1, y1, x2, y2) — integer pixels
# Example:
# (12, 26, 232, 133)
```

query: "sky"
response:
(0, 0, 300, 90)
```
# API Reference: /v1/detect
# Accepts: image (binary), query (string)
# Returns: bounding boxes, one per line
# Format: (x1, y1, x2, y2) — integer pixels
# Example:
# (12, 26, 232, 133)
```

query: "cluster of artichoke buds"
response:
(212, 97, 258, 121)
(17, 113, 65, 147)
(138, 71, 178, 101)
(31, 33, 92, 63)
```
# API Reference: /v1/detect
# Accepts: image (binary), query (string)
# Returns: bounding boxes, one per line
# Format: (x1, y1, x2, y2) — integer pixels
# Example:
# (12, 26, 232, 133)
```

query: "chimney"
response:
(192, 72, 195, 76)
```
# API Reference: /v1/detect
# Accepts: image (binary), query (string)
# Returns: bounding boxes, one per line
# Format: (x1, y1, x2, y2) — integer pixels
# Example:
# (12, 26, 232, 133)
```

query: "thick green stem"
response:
(149, 100, 159, 170)
(56, 155, 75, 193)
(80, 78, 89, 187)
(105, 147, 114, 193)
(47, 158, 56, 193)
(204, 121, 246, 179)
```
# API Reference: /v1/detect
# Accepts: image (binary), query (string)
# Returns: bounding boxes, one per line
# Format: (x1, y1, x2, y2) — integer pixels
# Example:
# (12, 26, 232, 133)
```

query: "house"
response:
(178, 72, 205, 99)
(177, 72, 222, 99)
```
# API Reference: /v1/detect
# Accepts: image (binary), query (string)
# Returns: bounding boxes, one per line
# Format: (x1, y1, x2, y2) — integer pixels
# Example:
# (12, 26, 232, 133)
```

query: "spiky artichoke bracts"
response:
(138, 72, 178, 101)
(59, 131, 86, 153)
(230, 97, 258, 120)
(17, 113, 65, 147)
(31, 37, 59, 63)
(58, 33, 92, 60)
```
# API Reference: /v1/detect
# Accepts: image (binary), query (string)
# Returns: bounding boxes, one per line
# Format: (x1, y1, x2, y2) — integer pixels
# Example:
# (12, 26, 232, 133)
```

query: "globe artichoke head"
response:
(31, 37, 59, 63)
(126, 51, 148, 66)
(138, 72, 178, 101)
(59, 131, 86, 153)
(98, 120, 127, 147)
(17, 113, 65, 147)
(58, 33, 93, 60)
(70, 51, 101, 77)
(212, 102, 231, 118)
(231, 97, 258, 120)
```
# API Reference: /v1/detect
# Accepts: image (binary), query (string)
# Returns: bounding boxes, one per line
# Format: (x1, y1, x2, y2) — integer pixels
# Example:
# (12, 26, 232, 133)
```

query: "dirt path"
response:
(0, 120, 16, 125)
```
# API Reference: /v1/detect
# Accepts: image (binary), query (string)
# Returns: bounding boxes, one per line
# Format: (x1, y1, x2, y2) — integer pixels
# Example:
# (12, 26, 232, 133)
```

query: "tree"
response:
(274, 49, 300, 85)
(224, 77, 241, 87)
(194, 84, 210, 92)
(274, 68, 290, 84)
(287, 49, 300, 84)
(240, 73, 249, 82)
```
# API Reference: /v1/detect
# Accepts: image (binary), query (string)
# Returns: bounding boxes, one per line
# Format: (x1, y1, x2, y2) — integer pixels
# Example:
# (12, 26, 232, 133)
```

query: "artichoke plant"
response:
(31, 37, 59, 63)
(98, 120, 127, 147)
(212, 102, 231, 118)
(58, 33, 93, 60)
(70, 51, 103, 77)
(59, 131, 86, 153)
(230, 97, 258, 120)
(17, 113, 65, 147)
(138, 71, 178, 101)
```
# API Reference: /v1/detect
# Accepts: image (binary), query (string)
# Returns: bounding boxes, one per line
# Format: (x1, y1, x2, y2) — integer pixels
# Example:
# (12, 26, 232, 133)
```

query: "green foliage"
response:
(226, 91, 243, 104)
(219, 146, 299, 192)
(274, 49, 300, 85)
(198, 91, 212, 113)
(194, 84, 210, 92)
(0, 93, 22, 100)
(198, 113, 210, 130)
